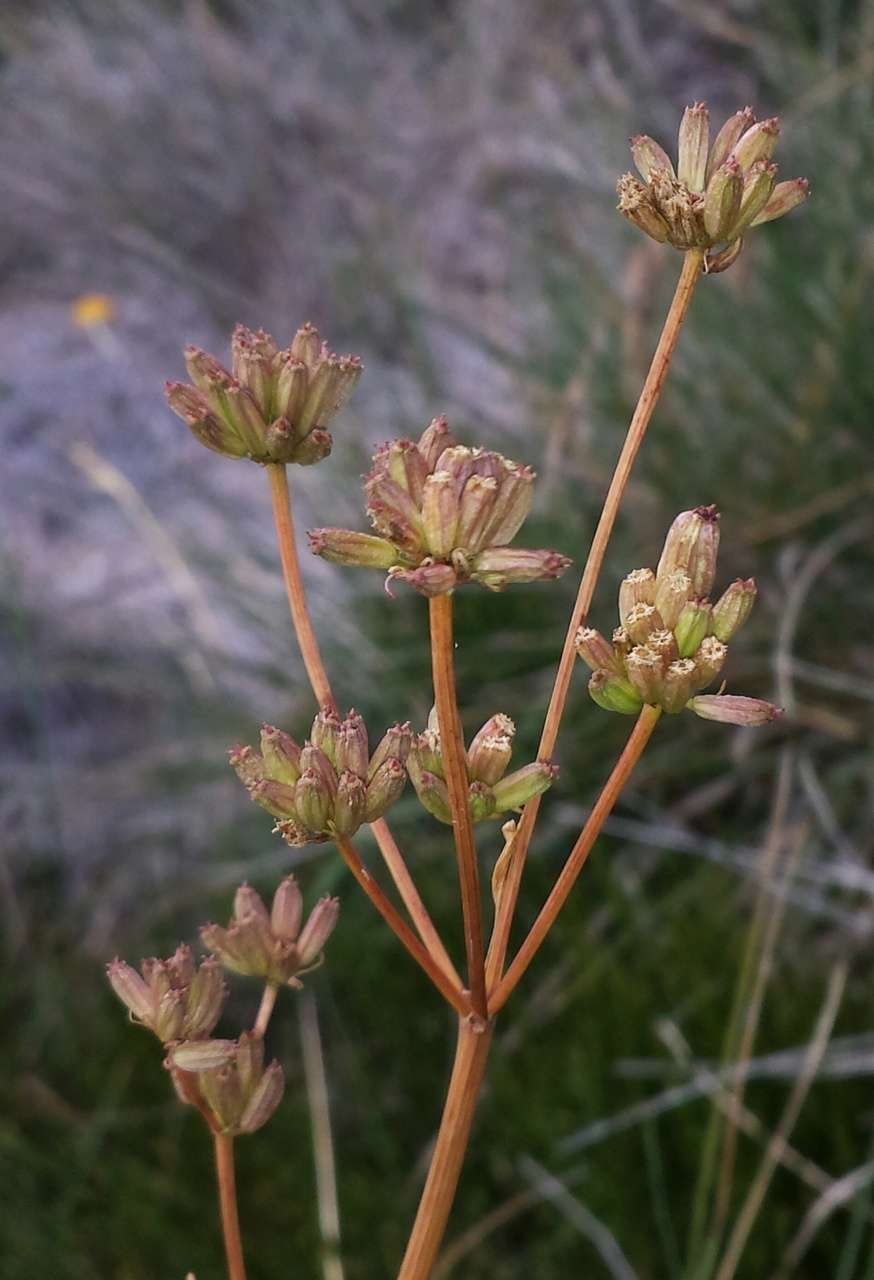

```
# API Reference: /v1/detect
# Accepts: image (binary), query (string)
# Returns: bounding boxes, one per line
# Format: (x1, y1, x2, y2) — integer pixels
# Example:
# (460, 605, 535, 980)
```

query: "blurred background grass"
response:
(2, 0, 874, 1276)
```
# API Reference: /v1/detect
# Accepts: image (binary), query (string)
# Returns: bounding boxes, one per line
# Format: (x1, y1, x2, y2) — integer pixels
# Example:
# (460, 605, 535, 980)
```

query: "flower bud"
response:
(712, 578, 757, 642)
(365, 757, 408, 821)
(260, 725, 301, 786)
(170, 1039, 238, 1072)
(705, 238, 744, 274)
(293, 427, 334, 466)
(224, 384, 268, 456)
(310, 709, 341, 766)
(333, 770, 368, 835)
(408, 767, 452, 824)
(422, 471, 460, 558)
(731, 116, 780, 169)
(588, 670, 644, 715)
(626, 646, 664, 705)
(630, 134, 675, 182)
(336, 710, 369, 778)
(270, 876, 303, 942)
(107, 949, 226, 1044)
(728, 160, 777, 237)
(491, 762, 558, 812)
(481, 462, 535, 547)
(368, 723, 412, 778)
(387, 561, 458, 597)
(688, 694, 783, 726)
(249, 778, 299, 820)
(705, 106, 755, 182)
(294, 769, 333, 833)
(298, 745, 338, 797)
(417, 416, 458, 470)
(229, 744, 265, 789)
(692, 635, 727, 689)
(661, 658, 697, 713)
(703, 158, 743, 240)
(296, 897, 340, 968)
(470, 547, 571, 591)
(455, 474, 498, 552)
(624, 602, 664, 646)
(575, 627, 621, 674)
(656, 506, 720, 597)
(647, 628, 679, 667)
(750, 178, 810, 227)
(290, 322, 323, 367)
(654, 569, 693, 631)
(674, 599, 713, 658)
(231, 325, 278, 414)
(468, 782, 497, 822)
(468, 732, 513, 787)
(164, 382, 247, 458)
(273, 354, 308, 423)
(618, 568, 657, 625)
(677, 102, 710, 192)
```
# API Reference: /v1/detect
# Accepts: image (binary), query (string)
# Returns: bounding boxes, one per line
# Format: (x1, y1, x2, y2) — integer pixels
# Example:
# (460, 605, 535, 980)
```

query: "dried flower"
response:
(165, 322, 361, 464)
(168, 1033, 284, 1136)
(231, 711, 410, 845)
(407, 709, 557, 823)
(308, 419, 571, 597)
(577, 507, 781, 723)
(106, 946, 226, 1044)
(618, 104, 809, 271)
(201, 879, 339, 987)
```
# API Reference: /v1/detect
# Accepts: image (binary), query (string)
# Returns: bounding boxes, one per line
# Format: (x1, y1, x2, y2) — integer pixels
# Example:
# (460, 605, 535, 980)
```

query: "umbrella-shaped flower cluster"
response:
(617, 103, 809, 271)
(407, 709, 558, 824)
(164, 322, 361, 464)
(230, 711, 411, 846)
(308, 416, 571, 596)
(576, 506, 782, 726)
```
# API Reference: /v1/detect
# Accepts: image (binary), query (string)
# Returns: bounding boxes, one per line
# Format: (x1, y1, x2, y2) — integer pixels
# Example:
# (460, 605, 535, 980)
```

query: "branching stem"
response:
(486, 247, 704, 989)
(429, 594, 487, 1019)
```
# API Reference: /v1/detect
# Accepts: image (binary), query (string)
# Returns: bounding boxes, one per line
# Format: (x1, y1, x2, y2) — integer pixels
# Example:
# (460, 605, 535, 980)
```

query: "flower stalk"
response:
(214, 1134, 248, 1280)
(428, 594, 487, 1019)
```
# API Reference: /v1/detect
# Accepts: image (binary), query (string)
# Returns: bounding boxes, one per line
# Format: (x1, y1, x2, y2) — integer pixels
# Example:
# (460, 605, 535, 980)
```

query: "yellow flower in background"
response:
(71, 292, 115, 328)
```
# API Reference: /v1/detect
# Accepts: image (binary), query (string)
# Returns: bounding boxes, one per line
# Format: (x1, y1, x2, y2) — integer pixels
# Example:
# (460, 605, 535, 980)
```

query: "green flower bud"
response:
(365, 757, 408, 821)
(491, 762, 558, 812)
(333, 771, 368, 835)
(726, 160, 777, 238)
(368, 723, 412, 779)
(705, 106, 755, 183)
(712, 578, 757, 642)
(674, 599, 712, 658)
(703, 158, 743, 241)
(731, 116, 780, 169)
(273, 354, 308, 423)
(310, 709, 341, 766)
(654, 569, 692, 630)
(336, 710, 369, 778)
(588, 670, 644, 715)
(469, 781, 497, 822)
(750, 178, 810, 227)
(260, 725, 301, 786)
(467, 730, 514, 787)
(409, 767, 452, 824)
(294, 769, 333, 833)
(422, 471, 460, 558)
(470, 547, 571, 591)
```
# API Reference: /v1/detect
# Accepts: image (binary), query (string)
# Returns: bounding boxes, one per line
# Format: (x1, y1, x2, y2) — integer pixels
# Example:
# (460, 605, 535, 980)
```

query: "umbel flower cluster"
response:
(407, 710, 558, 824)
(309, 416, 571, 596)
(201, 879, 339, 987)
(169, 1034, 285, 1138)
(164, 323, 362, 465)
(230, 711, 411, 845)
(618, 103, 809, 271)
(576, 506, 781, 726)
(107, 945, 226, 1045)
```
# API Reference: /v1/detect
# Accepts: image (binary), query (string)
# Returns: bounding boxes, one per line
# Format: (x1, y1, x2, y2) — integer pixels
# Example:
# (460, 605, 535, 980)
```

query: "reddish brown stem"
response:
(214, 1133, 248, 1280)
(489, 704, 660, 1014)
(486, 248, 703, 989)
(334, 834, 471, 1019)
(428, 594, 487, 1019)
(267, 463, 336, 712)
(397, 1019, 493, 1280)
(253, 982, 279, 1038)
(266, 463, 462, 998)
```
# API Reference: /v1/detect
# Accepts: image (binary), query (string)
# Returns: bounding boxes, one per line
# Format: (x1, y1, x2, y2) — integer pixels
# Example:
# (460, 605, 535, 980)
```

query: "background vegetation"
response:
(2, 1, 873, 1276)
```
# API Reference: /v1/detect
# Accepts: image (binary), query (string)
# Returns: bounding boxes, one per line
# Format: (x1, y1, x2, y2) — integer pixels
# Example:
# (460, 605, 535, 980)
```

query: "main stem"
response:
(214, 1133, 248, 1280)
(397, 1020, 493, 1280)
(487, 248, 704, 988)
(490, 704, 661, 1014)
(429, 594, 487, 1019)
